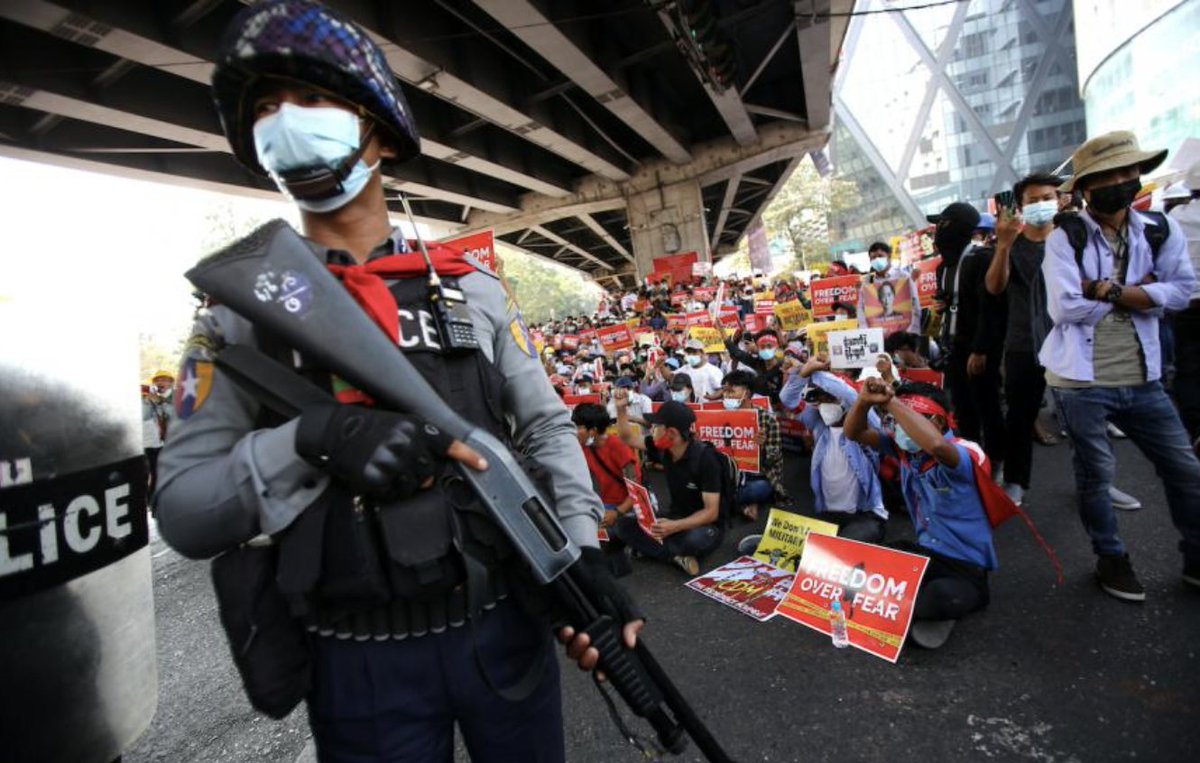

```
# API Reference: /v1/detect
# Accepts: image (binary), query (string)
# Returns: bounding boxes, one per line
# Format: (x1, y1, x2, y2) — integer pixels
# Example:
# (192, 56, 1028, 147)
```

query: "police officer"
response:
(155, 2, 641, 760)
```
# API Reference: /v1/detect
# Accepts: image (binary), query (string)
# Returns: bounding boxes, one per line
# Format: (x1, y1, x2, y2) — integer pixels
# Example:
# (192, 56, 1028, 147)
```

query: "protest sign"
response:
(806, 319, 859, 356)
(624, 479, 660, 543)
(776, 534, 930, 663)
(810, 275, 862, 318)
(666, 313, 687, 331)
(750, 509, 839, 572)
(913, 256, 941, 303)
(686, 310, 713, 328)
(655, 251, 699, 287)
(634, 298, 652, 313)
(899, 368, 945, 387)
(692, 260, 713, 278)
(828, 327, 885, 369)
(718, 307, 741, 329)
(689, 327, 725, 354)
(860, 275, 918, 336)
(753, 295, 776, 315)
(897, 226, 936, 265)
(773, 300, 811, 331)
(743, 313, 764, 333)
(560, 334, 580, 351)
(646, 346, 664, 368)
(636, 332, 657, 347)
(685, 556, 795, 622)
(441, 229, 496, 272)
(693, 286, 715, 302)
(579, 328, 597, 344)
(561, 393, 600, 410)
(670, 291, 688, 307)
(597, 527, 610, 543)
(646, 270, 672, 288)
(694, 409, 759, 473)
(597, 324, 634, 353)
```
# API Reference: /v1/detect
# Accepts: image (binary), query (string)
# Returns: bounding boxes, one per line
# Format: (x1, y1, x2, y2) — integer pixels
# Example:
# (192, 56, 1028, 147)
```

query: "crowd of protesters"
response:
(532, 129, 1200, 646)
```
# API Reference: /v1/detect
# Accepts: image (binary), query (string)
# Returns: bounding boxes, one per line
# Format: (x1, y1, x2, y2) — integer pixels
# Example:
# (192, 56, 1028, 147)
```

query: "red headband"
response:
(898, 394, 949, 421)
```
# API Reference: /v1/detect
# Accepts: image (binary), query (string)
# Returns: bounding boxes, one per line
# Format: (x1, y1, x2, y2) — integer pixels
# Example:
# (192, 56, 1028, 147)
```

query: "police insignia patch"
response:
(509, 314, 536, 358)
(175, 356, 213, 419)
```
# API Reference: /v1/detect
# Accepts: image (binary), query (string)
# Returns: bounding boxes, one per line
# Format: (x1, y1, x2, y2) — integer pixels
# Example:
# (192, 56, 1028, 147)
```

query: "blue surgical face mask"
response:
(671, 390, 690, 403)
(686, 354, 703, 368)
(722, 397, 742, 411)
(253, 103, 378, 213)
(758, 348, 777, 361)
(1022, 199, 1057, 226)
(894, 424, 922, 452)
(870, 257, 889, 272)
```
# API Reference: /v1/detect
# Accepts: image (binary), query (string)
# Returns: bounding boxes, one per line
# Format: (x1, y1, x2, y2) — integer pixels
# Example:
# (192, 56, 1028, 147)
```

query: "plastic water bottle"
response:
(830, 599, 850, 648)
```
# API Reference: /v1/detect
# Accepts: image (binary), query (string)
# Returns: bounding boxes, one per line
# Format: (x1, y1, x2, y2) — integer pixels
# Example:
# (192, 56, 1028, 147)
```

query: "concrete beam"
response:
(710, 173, 742, 249)
(579, 214, 634, 262)
(795, 10, 831, 131)
(472, 0, 691, 164)
(530, 225, 615, 271)
(714, 156, 802, 255)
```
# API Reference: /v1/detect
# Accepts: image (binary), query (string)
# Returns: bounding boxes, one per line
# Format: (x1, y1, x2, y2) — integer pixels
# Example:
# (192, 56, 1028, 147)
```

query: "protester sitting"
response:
(680, 338, 724, 400)
(721, 370, 787, 522)
(845, 380, 996, 649)
(669, 373, 696, 405)
(609, 376, 653, 424)
(722, 329, 786, 405)
(572, 403, 641, 578)
(614, 398, 723, 576)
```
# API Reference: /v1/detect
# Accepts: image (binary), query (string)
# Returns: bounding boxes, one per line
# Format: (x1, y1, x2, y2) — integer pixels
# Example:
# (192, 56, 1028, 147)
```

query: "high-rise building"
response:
(830, 0, 1088, 251)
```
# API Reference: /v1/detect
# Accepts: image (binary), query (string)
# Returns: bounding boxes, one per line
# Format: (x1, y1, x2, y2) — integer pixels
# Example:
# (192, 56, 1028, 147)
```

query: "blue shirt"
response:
(881, 433, 998, 571)
(1039, 209, 1194, 383)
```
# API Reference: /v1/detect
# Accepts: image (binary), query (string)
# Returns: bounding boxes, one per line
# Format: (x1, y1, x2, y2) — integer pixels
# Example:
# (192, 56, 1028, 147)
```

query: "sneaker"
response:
(673, 555, 700, 576)
(1109, 486, 1142, 511)
(737, 534, 764, 556)
(1184, 564, 1200, 590)
(1003, 483, 1024, 506)
(1106, 422, 1128, 439)
(1096, 553, 1146, 602)
(910, 619, 957, 649)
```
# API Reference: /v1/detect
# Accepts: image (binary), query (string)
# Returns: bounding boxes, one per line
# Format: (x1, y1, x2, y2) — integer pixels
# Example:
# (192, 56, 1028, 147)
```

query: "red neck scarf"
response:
(326, 242, 477, 342)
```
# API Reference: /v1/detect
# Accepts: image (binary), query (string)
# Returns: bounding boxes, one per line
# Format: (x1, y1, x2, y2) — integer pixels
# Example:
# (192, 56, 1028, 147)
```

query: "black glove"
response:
(294, 404, 453, 499)
(571, 546, 645, 627)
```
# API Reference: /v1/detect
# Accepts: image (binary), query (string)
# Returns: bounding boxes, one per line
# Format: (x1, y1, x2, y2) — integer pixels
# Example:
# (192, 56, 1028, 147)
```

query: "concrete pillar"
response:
(626, 179, 711, 280)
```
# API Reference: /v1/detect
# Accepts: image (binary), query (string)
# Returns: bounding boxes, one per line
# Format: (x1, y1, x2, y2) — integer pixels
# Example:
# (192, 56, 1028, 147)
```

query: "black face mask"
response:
(1087, 178, 1141, 215)
(934, 228, 972, 264)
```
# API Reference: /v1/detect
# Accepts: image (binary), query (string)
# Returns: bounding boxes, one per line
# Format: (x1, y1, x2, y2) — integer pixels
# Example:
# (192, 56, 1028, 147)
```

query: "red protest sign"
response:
(560, 334, 580, 351)
(743, 313, 764, 333)
(670, 291, 689, 307)
(810, 275, 862, 318)
(441, 230, 496, 272)
(776, 534, 930, 663)
(694, 409, 760, 473)
(686, 311, 713, 328)
(693, 286, 715, 302)
(913, 256, 942, 303)
(685, 556, 795, 621)
(624, 479, 660, 542)
(561, 393, 600, 410)
(899, 368, 944, 388)
(754, 297, 776, 315)
(665, 313, 687, 331)
(718, 307, 741, 329)
(646, 270, 672, 287)
(579, 328, 598, 344)
(597, 324, 634, 352)
(654, 252, 699, 287)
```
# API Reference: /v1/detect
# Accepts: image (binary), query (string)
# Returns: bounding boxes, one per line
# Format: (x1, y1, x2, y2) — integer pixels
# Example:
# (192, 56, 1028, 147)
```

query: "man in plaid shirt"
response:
(722, 370, 788, 521)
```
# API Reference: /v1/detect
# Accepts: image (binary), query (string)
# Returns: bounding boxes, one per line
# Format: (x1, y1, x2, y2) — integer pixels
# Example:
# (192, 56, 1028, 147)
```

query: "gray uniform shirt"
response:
(156, 232, 602, 559)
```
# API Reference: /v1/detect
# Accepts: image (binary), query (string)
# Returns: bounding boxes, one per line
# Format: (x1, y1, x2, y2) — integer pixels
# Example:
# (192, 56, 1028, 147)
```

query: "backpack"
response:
(687, 440, 739, 528)
(1029, 210, 1170, 352)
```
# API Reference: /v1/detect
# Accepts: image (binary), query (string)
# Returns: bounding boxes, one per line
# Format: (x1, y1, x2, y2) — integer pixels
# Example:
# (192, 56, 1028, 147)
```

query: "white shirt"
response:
(608, 391, 653, 422)
(1170, 200, 1200, 300)
(819, 428, 859, 512)
(680, 361, 724, 399)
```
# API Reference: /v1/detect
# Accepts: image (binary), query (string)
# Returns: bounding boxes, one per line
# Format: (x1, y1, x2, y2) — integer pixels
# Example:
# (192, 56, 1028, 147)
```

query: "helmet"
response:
(150, 369, 174, 382)
(211, 0, 419, 174)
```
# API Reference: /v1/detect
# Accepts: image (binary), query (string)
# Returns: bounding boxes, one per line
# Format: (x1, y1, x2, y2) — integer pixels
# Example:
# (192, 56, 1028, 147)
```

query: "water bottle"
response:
(830, 599, 850, 648)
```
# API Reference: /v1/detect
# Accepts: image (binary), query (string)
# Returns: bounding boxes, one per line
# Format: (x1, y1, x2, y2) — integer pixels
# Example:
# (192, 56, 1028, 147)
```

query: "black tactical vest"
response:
(255, 275, 536, 639)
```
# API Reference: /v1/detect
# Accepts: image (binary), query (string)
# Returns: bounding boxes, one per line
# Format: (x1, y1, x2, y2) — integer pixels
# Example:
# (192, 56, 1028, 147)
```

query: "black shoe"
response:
(1096, 553, 1145, 602)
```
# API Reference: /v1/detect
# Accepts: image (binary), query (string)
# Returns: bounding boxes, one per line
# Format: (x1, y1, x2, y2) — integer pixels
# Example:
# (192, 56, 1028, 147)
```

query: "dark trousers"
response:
(144, 447, 161, 503)
(1003, 351, 1047, 489)
(1174, 308, 1200, 440)
(891, 540, 989, 621)
(825, 512, 886, 544)
(610, 513, 722, 561)
(306, 599, 563, 763)
(945, 347, 1006, 465)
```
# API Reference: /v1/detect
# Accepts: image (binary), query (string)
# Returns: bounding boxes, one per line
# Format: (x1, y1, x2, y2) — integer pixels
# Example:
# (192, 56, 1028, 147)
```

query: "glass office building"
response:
(829, 0, 1087, 250)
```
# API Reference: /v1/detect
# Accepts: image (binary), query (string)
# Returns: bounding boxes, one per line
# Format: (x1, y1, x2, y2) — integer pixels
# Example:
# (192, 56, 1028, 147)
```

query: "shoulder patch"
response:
(175, 355, 214, 420)
(508, 312, 536, 358)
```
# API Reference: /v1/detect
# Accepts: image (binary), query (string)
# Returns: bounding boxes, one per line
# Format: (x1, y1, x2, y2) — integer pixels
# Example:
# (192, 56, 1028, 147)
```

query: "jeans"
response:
(306, 598, 563, 763)
(1003, 351, 1047, 489)
(736, 476, 774, 508)
(1053, 381, 1200, 566)
(610, 513, 722, 561)
(1174, 308, 1200, 440)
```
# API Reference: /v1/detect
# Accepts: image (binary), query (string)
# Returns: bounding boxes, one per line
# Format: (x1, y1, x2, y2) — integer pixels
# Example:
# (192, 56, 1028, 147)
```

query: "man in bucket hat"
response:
(1041, 130, 1200, 602)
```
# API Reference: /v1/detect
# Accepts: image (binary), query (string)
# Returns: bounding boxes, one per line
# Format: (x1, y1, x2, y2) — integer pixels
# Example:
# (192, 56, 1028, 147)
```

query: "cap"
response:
(645, 400, 696, 434)
(1059, 130, 1167, 192)
(926, 201, 981, 231)
(685, 338, 705, 351)
(577, 373, 594, 383)
(614, 376, 636, 389)
(664, 357, 682, 370)
(976, 212, 996, 231)
(670, 374, 694, 390)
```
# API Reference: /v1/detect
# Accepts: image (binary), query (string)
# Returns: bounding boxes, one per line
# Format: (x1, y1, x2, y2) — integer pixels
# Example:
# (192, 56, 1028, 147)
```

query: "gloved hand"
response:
(294, 404, 453, 499)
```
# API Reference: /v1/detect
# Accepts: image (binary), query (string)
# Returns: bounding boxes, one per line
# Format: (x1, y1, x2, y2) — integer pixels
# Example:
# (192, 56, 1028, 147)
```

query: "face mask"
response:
(584, 436, 596, 447)
(818, 403, 843, 426)
(894, 424, 922, 453)
(686, 354, 703, 368)
(934, 228, 972, 263)
(722, 397, 743, 411)
(1087, 178, 1141, 216)
(758, 348, 777, 361)
(870, 257, 889, 272)
(653, 434, 675, 451)
(671, 390, 690, 403)
(253, 104, 378, 213)
(1022, 199, 1057, 226)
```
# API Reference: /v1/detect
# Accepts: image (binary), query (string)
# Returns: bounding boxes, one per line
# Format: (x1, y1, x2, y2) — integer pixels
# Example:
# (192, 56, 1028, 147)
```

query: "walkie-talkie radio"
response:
(399, 193, 480, 354)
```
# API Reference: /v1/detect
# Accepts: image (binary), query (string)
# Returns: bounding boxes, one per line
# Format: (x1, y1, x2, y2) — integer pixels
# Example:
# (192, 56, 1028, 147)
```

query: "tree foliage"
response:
(499, 247, 604, 324)
(761, 158, 861, 271)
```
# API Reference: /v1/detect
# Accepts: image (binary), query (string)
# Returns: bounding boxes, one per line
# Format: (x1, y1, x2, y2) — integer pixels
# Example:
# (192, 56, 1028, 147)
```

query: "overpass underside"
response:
(0, 0, 850, 286)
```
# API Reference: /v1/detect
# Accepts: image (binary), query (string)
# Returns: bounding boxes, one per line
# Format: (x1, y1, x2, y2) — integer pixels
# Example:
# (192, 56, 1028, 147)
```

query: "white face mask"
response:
(686, 354, 703, 368)
(253, 103, 378, 213)
(818, 403, 844, 426)
(1022, 199, 1058, 226)
(722, 397, 743, 411)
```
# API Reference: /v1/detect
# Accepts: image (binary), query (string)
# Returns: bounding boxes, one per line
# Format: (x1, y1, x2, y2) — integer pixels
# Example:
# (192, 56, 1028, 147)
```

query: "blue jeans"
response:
(736, 476, 774, 508)
(306, 599, 563, 763)
(609, 513, 722, 561)
(1053, 381, 1200, 566)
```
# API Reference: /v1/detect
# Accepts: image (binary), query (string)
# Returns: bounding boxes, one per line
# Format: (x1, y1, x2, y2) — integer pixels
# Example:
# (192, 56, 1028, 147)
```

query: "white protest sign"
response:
(827, 328, 885, 369)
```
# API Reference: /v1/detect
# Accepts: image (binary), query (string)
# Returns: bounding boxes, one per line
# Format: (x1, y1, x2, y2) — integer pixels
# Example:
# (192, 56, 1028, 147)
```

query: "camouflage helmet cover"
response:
(211, 0, 420, 174)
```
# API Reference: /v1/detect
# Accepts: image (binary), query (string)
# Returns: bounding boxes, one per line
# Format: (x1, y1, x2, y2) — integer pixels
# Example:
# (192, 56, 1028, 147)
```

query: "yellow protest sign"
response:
(750, 509, 839, 572)
(636, 332, 657, 347)
(773, 300, 811, 331)
(806, 319, 859, 356)
(689, 326, 725, 353)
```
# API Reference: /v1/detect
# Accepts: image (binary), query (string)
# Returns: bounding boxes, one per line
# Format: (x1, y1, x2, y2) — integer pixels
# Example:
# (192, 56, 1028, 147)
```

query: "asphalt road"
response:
(126, 431, 1200, 763)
